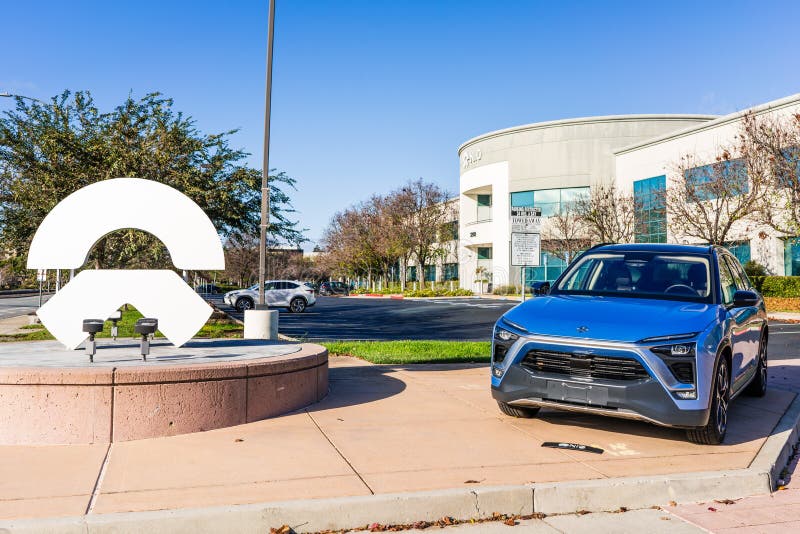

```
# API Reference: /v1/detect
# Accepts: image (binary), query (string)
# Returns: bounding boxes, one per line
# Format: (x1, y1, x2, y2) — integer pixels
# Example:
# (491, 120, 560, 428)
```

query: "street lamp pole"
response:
(258, 0, 276, 309)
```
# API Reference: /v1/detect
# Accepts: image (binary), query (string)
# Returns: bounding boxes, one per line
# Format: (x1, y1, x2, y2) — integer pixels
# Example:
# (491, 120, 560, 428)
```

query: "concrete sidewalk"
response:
(0, 355, 797, 532)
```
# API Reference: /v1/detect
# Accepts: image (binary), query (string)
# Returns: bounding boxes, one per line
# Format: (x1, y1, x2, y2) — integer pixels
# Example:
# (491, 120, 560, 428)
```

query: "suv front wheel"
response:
(235, 297, 254, 312)
(288, 297, 307, 313)
(686, 356, 730, 445)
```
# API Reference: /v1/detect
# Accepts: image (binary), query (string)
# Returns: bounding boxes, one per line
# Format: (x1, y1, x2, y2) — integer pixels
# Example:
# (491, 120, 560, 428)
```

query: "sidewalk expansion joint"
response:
(85, 441, 112, 515)
(305, 409, 374, 495)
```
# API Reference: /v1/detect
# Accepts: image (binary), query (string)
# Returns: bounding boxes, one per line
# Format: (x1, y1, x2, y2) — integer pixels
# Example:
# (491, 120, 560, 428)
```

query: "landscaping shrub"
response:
(743, 261, 768, 278)
(492, 285, 518, 295)
(749, 275, 765, 293)
(760, 276, 800, 297)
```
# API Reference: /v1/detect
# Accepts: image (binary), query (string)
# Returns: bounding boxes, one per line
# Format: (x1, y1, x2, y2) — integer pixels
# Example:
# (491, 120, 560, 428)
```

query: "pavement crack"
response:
(305, 410, 375, 495)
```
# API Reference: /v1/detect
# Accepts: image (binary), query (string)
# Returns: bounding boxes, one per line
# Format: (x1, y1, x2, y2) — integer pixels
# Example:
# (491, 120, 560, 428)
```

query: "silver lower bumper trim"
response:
(508, 397, 677, 428)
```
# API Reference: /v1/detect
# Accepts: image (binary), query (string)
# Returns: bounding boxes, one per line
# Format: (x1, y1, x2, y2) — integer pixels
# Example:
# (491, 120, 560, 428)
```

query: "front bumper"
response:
(492, 366, 708, 428)
(491, 330, 715, 429)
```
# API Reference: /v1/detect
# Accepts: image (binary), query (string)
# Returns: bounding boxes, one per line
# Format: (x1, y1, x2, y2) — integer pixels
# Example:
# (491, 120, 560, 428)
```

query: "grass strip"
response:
(321, 340, 491, 364)
(0, 306, 242, 342)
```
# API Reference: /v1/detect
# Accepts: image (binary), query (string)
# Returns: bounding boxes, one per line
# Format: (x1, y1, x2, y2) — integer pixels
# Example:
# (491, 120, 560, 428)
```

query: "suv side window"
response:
(285, 282, 298, 289)
(724, 256, 751, 291)
(264, 282, 277, 291)
(717, 256, 737, 305)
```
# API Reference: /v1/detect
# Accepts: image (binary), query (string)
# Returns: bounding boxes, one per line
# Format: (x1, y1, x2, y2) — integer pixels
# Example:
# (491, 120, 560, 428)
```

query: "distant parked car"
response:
(303, 281, 319, 294)
(195, 283, 223, 295)
(223, 280, 316, 313)
(319, 281, 350, 296)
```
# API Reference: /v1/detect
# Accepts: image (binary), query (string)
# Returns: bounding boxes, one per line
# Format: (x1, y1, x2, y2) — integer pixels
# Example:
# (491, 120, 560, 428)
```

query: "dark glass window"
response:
(407, 266, 417, 282)
(477, 247, 492, 260)
(442, 263, 459, 281)
(633, 175, 667, 243)
(724, 241, 751, 265)
(423, 265, 436, 282)
(685, 159, 748, 201)
(785, 237, 800, 275)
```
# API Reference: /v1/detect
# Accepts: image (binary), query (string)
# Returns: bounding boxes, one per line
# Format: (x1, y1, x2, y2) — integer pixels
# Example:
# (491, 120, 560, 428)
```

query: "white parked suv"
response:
(223, 280, 316, 313)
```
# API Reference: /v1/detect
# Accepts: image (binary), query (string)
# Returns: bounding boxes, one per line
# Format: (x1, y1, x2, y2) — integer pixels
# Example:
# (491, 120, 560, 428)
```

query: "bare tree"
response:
(738, 111, 800, 236)
(541, 203, 590, 263)
(394, 179, 452, 287)
(574, 183, 636, 244)
(665, 147, 766, 245)
(222, 235, 259, 287)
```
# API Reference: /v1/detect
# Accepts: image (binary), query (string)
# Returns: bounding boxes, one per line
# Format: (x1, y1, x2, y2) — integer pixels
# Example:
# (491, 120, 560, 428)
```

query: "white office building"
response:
(456, 93, 800, 291)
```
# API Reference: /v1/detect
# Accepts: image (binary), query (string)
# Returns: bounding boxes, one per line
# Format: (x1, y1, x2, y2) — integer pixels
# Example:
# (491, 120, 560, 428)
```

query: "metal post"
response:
(521, 267, 525, 302)
(258, 0, 276, 309)
(55, 269, 60, 292)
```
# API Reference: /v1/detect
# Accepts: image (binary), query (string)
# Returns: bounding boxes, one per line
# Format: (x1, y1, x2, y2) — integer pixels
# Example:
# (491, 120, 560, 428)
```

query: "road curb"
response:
(3, 396, 798, 533)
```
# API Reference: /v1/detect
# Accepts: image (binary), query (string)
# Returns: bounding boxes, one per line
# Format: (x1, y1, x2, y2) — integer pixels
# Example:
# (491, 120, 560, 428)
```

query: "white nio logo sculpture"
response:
(27, 178, 225, 349)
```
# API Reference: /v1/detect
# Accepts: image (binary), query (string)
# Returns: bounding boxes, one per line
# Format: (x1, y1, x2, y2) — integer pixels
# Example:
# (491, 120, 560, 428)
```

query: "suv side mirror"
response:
(732, 290, 759, 308)
(531, 281, 550, 296)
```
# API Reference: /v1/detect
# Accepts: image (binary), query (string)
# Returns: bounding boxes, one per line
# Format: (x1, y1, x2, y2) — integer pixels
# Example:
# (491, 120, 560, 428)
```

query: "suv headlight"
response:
(651, 343, 695, 357)
(494, 328, 519, 342)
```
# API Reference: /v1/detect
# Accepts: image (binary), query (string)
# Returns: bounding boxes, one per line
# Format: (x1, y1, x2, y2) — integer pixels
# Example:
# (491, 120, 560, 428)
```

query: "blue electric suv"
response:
(491, 244, 768, 444)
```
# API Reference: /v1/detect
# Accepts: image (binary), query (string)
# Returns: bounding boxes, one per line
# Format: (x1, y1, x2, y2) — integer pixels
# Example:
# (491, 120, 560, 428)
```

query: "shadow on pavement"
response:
(308, 365, 407, 411)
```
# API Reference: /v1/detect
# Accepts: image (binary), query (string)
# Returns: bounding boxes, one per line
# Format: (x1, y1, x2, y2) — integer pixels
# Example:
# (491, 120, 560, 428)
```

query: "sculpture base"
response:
(0, 339, 328, 444)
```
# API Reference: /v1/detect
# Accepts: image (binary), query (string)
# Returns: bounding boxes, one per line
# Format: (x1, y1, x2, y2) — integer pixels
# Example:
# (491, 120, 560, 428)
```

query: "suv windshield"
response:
(553, 252, 712, 302)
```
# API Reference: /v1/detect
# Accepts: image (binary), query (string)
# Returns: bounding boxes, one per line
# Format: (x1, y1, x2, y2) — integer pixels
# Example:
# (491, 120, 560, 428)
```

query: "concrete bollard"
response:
(243, 309, 279, 340)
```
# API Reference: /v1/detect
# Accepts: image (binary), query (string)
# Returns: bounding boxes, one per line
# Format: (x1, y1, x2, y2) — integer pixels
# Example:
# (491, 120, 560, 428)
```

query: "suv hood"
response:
(501, 295, 718, 343)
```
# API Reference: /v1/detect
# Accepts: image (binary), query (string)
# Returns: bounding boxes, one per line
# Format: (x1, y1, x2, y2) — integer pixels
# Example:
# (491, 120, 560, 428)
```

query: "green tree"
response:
(0, 90, 305, 271)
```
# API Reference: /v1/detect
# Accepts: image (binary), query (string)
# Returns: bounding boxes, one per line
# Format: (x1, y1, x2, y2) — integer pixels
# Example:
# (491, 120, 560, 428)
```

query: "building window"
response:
(725, 240, 751, 265)
(476, 194, 492, 221)
(633, 175, 667, 243)
(407, 266, 417, 282)
(442, 263, 459, 281)
(477, 247, 492, 260)
(524, 252, 569, 283)
(684, 159, 748, 201)
(510, 187, 589, 216)
(785, 237, 800, 276)
(423, 265, 436, 282)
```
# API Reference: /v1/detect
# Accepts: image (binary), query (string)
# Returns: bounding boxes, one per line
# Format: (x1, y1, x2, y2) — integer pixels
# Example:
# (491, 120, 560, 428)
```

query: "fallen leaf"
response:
(269, 526, 293, 534)
(234, 438, 244, 443)
(668, 501, 677, 507)
(660, 517, 670, 521)
(576, 510, 590, 515)
(714, 499, 736, 505)
(464, 479, 482, 484)
(504, 518, 517, 526)
(708, 507, 717, 512)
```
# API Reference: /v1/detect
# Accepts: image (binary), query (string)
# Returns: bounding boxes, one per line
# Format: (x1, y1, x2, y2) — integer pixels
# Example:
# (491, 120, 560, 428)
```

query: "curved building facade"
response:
(457, 114, 716, 291)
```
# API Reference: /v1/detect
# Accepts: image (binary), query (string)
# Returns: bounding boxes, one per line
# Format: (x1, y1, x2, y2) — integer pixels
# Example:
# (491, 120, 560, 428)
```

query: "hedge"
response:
(758, 276, 800, 297)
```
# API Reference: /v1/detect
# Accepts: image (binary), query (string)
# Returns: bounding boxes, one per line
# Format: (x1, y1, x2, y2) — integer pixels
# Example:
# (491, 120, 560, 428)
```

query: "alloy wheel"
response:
(715, 359, 730, 437)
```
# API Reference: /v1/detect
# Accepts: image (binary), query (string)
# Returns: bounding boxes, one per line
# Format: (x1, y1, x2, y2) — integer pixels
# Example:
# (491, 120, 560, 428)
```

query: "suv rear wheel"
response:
(686, 356, 730, 445)
(497, 401, 540, 418)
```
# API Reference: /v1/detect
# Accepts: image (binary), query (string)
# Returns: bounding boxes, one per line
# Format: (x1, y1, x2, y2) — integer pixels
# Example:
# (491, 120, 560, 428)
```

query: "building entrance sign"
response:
(510, 207, 542, 233)
(27, 178, 225, 350)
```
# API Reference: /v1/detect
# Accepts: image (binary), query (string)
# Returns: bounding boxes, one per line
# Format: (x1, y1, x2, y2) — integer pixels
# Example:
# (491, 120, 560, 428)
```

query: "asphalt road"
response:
(0, 294, 51, 320)
(214, 296, 517, 342)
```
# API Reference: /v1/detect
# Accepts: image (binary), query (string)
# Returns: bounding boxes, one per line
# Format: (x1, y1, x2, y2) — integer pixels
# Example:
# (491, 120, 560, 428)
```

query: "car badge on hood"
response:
(577, 325, 590, 333)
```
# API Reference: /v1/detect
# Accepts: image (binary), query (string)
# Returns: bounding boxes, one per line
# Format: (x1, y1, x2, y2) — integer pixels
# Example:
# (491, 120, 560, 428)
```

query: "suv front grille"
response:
(521, 349, 650, 381)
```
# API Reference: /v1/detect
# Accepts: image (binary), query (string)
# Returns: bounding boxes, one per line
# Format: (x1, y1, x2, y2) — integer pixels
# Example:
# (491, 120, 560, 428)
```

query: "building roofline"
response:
(457, 114, 718, 155)
(613, 93, 800, 155)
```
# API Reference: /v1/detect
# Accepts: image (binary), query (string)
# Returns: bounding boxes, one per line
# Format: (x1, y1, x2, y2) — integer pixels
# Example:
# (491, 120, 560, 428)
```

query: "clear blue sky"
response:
(2, 0, 799, 247)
